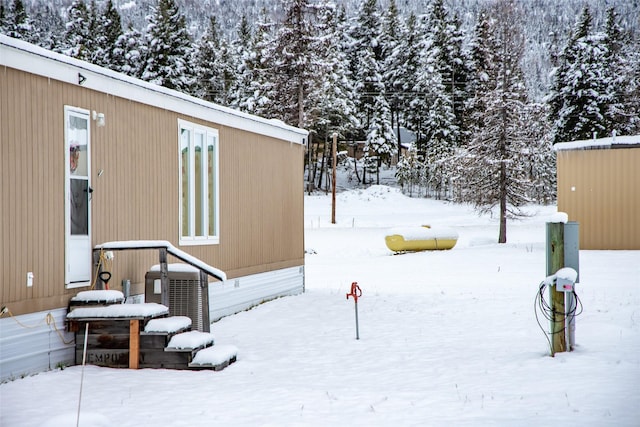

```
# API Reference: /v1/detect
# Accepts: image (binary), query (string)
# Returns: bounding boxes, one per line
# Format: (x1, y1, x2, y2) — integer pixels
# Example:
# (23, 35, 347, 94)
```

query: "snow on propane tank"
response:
(385, 225, 459, 252)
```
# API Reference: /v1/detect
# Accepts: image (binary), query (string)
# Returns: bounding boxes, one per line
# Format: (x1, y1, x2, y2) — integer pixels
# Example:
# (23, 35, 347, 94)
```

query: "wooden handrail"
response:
(92, 240, 225, 333)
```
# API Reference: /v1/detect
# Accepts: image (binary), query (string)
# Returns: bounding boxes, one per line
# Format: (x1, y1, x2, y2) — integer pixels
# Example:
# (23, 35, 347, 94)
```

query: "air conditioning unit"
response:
(145, 266, 210, 332)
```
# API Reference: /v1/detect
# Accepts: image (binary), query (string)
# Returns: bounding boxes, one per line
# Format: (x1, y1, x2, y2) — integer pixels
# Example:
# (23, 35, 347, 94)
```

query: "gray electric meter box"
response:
(546, 221, 580, 283)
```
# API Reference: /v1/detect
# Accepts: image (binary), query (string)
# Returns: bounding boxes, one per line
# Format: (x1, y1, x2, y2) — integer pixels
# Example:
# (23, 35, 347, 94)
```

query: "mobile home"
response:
(0, 35, 308, 381)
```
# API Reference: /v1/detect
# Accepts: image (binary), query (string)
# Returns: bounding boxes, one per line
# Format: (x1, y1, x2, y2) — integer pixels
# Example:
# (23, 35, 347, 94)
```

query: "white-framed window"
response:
(178, 119, 220, 245)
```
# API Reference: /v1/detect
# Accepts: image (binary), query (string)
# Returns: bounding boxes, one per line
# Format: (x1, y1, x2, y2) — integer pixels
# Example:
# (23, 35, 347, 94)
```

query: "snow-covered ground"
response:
(1, 186, 639, 426)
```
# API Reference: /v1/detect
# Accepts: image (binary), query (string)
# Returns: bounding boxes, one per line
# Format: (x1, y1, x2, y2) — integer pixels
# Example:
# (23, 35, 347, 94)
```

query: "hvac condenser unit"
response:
(145, 265, 210, 332)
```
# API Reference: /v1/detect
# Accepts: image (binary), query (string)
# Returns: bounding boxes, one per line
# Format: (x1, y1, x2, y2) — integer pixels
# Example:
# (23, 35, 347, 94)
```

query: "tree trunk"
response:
(499, 160, 507, 243)
(317, 140, 326, 190)
(396, 109, 402, 163)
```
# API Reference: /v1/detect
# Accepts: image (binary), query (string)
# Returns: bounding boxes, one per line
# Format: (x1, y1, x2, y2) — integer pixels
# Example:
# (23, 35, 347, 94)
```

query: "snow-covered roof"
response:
(0, 35, 307, 145)
(554, 134, 640, 151)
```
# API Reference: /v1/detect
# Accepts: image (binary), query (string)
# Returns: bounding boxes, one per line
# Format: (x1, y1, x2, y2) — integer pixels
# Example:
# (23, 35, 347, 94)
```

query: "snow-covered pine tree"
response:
(365, 90, 396, 185)
(92, 0, 123, 68)
(395, 143, 423, 197)
(112, 23, 146, 78)
(457, 0, 531, 244)
(2, 0, 32, 41)
(602, 7, 637, 135)
(403, 12, 457, 198)
(142, 0, 194, 93)
(194, 16, 237, 106)
(241, 8, 276, 118)
(29, 3, 65, 50)
(269, 0, 324, 127)
(521, 102, 556, 205)
(348, 0, 382, 136)
(228, 15, 254, 111)
(549, 7, 610, 144)
(0, 2, 5, 31)
(62, 0, 94, 60)
(380, 0, 405, 161)
(425, 0, 469, 146)
(305, 3, 357, 139)
(465, 9, 495, 133)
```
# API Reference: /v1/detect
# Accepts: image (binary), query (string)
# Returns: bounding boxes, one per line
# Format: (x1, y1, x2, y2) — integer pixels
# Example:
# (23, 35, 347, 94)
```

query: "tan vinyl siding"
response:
(557, 147, 640, 250)
(1, 66, 304, 315)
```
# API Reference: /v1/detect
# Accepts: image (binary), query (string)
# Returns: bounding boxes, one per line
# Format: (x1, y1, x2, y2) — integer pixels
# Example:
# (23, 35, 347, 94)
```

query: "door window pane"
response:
(70, 179, 89, 235)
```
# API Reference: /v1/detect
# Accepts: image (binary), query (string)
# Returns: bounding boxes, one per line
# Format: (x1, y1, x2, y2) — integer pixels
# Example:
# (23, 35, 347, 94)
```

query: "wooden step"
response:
(140, 331, 215, 369)
(141, 316, 192, 349)
(189, 344, 238, 371)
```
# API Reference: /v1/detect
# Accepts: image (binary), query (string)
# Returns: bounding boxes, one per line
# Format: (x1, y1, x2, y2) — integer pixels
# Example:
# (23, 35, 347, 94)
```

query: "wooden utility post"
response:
(331, 132, 337, 224)
(129, 319, 140, 369)
(548, 222, 566, 355)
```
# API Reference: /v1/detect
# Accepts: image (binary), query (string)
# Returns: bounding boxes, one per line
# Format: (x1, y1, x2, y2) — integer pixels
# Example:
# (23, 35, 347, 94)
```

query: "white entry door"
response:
(65, 106, 92, 288)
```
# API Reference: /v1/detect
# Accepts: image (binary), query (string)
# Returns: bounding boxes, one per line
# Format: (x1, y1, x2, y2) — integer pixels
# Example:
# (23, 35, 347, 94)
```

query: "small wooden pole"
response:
(331, 132, 337, 224)
(200, 270, 210, 333)
(159, 248, 169, 308)
(548, 223, 566, 355)
(129, 319, 140, 369)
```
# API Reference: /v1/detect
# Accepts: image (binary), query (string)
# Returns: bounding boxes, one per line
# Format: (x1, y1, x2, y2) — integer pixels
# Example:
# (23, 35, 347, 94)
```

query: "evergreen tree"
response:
(228, 15, 254, 110)
(4, 0, 32, 41)
(465, 9, 496, 133)
(365, 90, 396, 184)
(522, 103, 556, 205)
(30, 4, 65, 50)
(408, 13, 458, 198)
(348, 0, 382, 135)
(194, 16, 234, 104)
(549, 7, 609, 143)
(63, 0, 93, 60)
(0, 2, 5, 32)
(142, 0, 194, 93)
(380, 0, 404, 160)
(602, 7, 637, 135)
(395, 144, 423, 197)
(241, 8, 276, 117)
(305, 3, 357, 140)
(112, 24, 146, 78)
(269, 0, 332, 127)
(457, 0, 531, 243)
(92, 0, 123, 68)
(425, 0, 469, 145)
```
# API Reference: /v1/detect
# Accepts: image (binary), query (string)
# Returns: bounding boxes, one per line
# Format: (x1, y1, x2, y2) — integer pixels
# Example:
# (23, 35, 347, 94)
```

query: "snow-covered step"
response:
(144, 316, 192, 334)
(189, 344, 238, 371)
(165, 331, 215, 352)
(140, 316, 193, 351)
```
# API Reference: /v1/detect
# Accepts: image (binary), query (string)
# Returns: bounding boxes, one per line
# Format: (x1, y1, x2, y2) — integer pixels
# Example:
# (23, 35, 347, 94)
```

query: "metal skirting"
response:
(0, 308, 75, 383)
(209, 266, 304, 321)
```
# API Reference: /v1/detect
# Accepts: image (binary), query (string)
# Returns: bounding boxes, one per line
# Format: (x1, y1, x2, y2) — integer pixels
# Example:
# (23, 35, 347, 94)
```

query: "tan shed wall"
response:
(1, 66, 305, 315)
(556, 147, 640, 250)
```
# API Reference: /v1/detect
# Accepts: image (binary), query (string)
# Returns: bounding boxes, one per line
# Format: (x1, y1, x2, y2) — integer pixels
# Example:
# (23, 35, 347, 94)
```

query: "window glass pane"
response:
(181, 128, 190, 237)
(208, 135, 216, 236)
(69, 116, 88, 177)
(195, 132, 204, 237)
(70, 179, 89, 235)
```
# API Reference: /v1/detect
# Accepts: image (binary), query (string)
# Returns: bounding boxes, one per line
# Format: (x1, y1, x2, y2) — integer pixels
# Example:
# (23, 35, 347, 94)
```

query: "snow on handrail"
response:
(95, 240, 226, 281)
